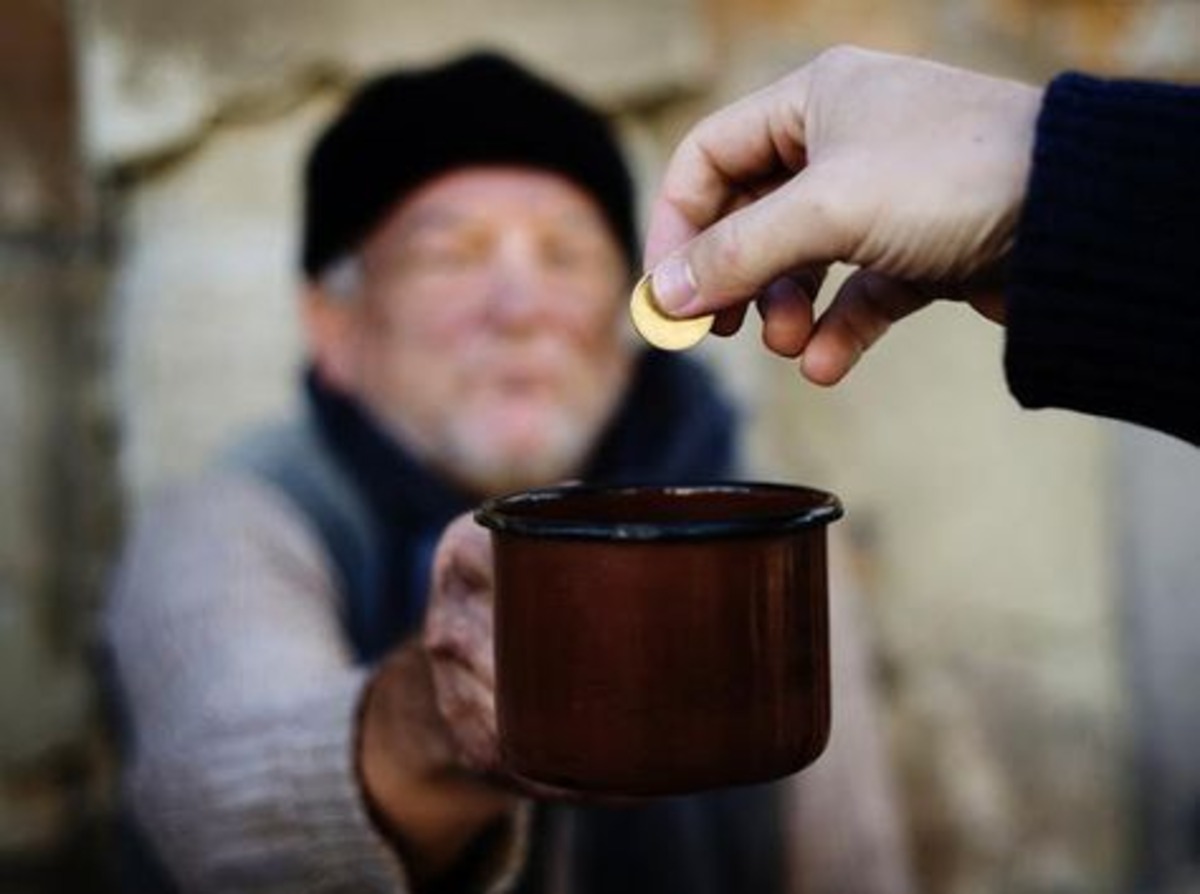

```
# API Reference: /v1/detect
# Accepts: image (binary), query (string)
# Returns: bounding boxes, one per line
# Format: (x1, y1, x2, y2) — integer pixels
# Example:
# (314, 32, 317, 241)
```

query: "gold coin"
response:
(629, 273, 714, 351)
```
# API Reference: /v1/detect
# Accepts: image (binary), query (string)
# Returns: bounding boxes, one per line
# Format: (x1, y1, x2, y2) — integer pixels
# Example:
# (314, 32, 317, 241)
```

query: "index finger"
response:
(643, 67, 812, 270)
(434, 513, 494, 594)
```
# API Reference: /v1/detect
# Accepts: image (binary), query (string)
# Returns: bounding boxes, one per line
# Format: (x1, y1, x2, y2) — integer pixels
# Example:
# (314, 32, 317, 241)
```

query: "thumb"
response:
(651, 164, 855, 319)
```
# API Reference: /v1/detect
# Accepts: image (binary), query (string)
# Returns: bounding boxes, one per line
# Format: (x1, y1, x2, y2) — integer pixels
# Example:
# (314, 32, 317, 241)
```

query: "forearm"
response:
(125, 651, 526, 894)
(126, 670, 406, 894)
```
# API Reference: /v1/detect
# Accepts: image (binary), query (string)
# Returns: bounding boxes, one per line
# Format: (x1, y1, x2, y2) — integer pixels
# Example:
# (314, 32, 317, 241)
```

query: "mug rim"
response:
(475, 481, 843, 542)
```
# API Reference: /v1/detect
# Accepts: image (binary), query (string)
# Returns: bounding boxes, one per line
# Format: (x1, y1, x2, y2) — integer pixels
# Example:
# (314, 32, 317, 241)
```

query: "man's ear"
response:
(301, 283, 359, 392)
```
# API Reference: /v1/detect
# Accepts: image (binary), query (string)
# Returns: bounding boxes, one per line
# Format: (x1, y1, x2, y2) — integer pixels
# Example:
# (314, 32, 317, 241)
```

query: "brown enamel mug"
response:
(475, 482, 842, 796)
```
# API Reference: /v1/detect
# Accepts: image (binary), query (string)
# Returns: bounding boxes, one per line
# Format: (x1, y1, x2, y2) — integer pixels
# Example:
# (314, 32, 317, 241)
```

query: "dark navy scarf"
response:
(308, 350, 786, 894)
(306, 349, 740, 662)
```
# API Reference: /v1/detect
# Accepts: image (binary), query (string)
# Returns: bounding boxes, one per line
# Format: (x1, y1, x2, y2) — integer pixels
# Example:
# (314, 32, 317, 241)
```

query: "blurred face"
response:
(306, 166, 635, 496)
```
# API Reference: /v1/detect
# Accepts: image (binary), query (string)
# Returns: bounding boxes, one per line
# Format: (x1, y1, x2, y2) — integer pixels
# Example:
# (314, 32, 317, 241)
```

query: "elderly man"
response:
(106, 51, 909, 894)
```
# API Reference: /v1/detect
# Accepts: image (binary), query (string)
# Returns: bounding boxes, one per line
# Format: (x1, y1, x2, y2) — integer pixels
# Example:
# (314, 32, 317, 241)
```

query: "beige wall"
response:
(3, 0, 1199, 891)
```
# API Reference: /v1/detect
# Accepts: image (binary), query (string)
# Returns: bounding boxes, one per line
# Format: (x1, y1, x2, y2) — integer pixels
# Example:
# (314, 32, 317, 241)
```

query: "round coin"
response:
(629, 273, 714, 351)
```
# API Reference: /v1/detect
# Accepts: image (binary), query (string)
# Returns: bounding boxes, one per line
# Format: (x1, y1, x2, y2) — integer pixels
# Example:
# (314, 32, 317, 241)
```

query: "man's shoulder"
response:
(216, 416, 370, 537)
(133, 469, 313, 551)
(211, 416, 380, 605)
(217, 417, 324, 476)
(125, 416, 343, 562)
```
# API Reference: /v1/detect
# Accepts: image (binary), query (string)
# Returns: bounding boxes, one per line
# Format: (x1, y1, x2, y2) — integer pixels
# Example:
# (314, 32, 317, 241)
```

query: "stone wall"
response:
(2, 1, 1199, 892)
(0, 2, 117, 892)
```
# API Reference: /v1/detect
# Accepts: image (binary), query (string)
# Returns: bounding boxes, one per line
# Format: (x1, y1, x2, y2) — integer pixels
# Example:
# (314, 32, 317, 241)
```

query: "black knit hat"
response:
(301, 51, 638, 278)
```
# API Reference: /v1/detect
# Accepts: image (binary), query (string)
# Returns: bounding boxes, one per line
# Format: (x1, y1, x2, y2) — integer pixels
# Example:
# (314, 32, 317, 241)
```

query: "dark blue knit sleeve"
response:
(1004, 72, 1200, 446)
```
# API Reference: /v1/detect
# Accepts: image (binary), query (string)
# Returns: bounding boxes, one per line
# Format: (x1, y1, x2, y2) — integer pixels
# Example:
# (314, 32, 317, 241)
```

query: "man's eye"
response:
(409, 243, 483, 270)
(544, 242, 597, 270)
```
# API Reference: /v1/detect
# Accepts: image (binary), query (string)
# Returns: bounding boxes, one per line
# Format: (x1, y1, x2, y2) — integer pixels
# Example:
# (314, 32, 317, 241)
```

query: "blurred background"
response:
(2, 0, 1200, 891)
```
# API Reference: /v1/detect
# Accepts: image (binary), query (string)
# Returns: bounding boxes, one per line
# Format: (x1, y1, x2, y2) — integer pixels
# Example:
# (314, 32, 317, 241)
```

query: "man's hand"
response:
(424, 514, 502, 772)
(356, 515, 514, 885)
(644, 45, 1042, 385)
(423, 514, 633, 803)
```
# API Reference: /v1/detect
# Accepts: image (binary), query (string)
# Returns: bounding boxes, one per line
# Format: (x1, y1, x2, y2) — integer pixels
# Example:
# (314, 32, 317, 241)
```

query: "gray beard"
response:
(432, 400, 609, 498)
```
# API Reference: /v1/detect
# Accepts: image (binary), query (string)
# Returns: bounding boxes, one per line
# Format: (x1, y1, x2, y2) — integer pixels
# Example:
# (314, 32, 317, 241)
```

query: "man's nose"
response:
(484, 240, 555, 329)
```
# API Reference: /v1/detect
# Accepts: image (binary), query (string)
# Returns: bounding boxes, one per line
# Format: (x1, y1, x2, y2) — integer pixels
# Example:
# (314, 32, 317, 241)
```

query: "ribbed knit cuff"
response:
(1005, 72, 1200, 445)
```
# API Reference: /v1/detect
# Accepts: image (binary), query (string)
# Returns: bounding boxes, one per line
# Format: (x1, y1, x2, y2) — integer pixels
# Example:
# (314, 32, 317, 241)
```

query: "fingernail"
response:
(651, 255, 698, 316)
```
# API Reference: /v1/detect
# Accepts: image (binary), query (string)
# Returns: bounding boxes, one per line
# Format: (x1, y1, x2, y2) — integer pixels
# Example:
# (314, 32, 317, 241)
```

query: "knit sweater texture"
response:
(1006, 72, 1200, 445)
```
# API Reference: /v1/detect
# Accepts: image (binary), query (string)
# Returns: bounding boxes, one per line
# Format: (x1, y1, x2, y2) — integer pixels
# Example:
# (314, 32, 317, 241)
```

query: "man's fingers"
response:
(435, 516, 493, 594)
(425, 556, 495, 689)
(711, 303, 749, 337)
(429, 663, 498, 771)
(756, 270, 822, 357)
(643, 196, 701, 276)
(651, 165, 853, 319)
(425, 607, 495, 684)
(800, 269, 931, 386)
(425, 514, 497, 694)
(643, 68, 811, 270)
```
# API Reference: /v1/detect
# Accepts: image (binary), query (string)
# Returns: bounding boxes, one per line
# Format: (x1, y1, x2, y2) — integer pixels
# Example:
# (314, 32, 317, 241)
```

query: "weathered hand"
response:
(424, 513, 501, 772)
(355, 514, 518, 882)
(424, 513, 645, 805)
(644, 45, 1042, 384)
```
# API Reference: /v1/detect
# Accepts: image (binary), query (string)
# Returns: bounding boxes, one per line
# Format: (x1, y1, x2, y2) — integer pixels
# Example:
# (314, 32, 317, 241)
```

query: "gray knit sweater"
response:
(106, 473, 523, 893)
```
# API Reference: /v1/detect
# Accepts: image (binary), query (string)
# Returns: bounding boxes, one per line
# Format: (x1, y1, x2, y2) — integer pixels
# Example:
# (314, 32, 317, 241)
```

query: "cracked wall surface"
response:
(77, 0, 714, 169)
